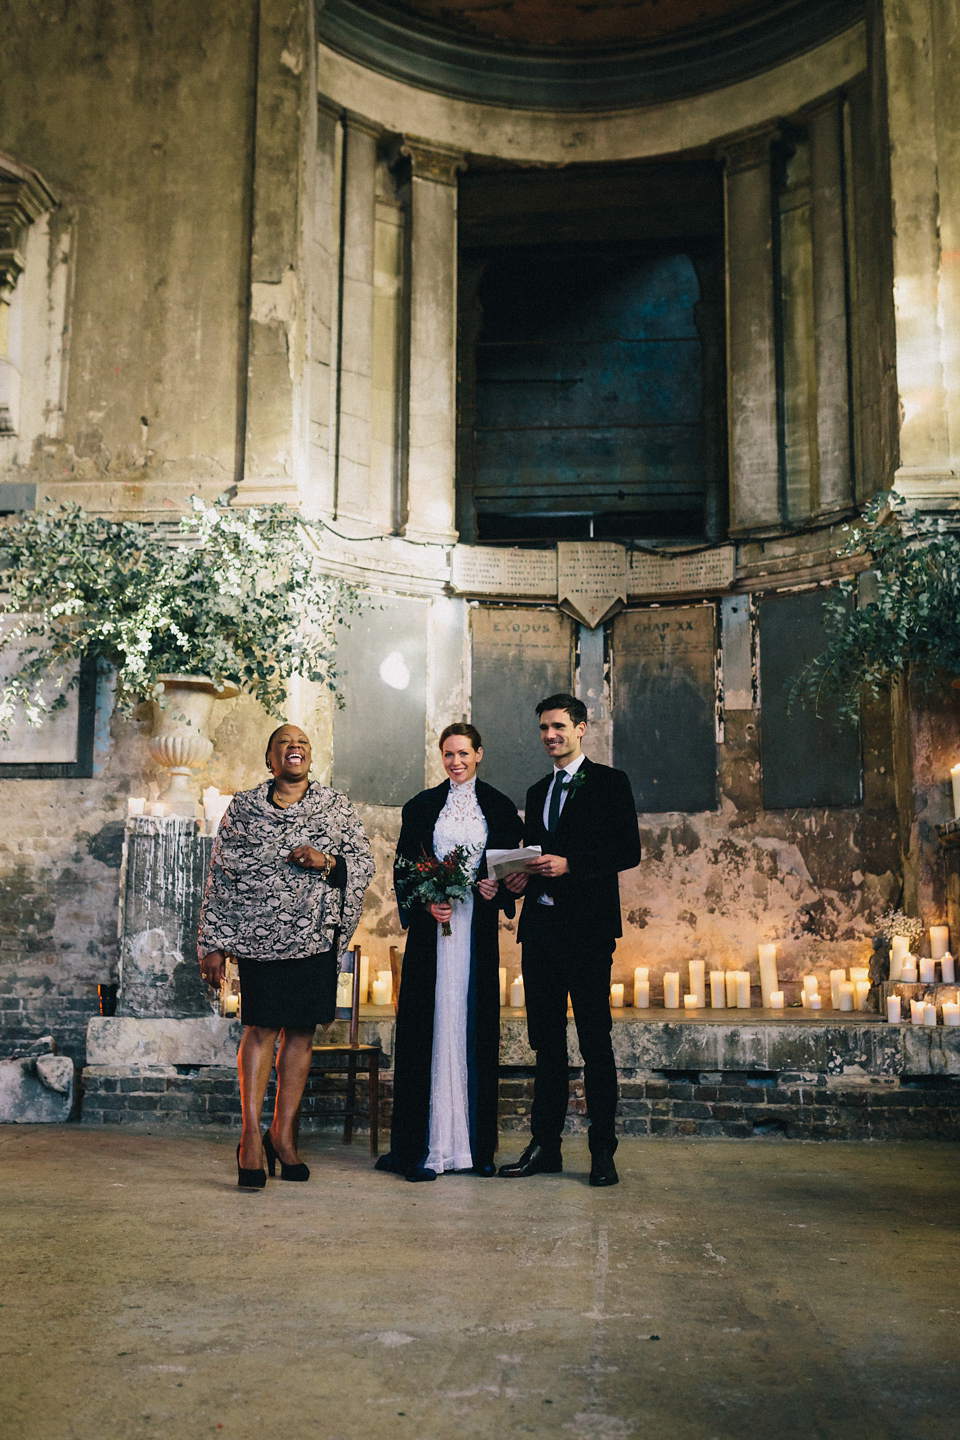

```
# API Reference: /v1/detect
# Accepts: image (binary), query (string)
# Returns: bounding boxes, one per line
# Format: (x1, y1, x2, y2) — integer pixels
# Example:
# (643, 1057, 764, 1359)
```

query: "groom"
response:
(501, 693, 641, 1187)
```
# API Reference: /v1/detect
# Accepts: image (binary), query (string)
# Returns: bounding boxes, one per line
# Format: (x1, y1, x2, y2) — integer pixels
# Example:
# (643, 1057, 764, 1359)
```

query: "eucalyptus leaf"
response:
(0, 497, 361, 738)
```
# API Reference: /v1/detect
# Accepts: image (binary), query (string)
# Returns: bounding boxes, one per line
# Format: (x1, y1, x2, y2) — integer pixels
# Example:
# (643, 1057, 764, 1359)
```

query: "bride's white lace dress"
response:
(427, 778, 488, 1173)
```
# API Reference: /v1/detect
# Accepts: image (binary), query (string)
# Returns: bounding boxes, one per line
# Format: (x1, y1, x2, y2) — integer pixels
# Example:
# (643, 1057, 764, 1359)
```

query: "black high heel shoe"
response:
(263, 1130, 310, 1182)
(236, 1142, 266, 1190)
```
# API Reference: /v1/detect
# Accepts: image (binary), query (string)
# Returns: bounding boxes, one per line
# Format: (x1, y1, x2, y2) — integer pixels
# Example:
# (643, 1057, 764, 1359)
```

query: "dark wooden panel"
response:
(471, 607, 573, 807)
(612, 605, 717, 813)
(758, 590, 861, 808)
(473, 248, 706, 531)
(333, 598, 428, 807)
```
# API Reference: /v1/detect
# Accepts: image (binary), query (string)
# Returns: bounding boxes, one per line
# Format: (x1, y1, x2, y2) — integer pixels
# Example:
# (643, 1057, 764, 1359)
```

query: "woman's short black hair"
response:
(264, 723, 304, 766)
(439, 721, 483, 752)
(536, 693, 587, 727)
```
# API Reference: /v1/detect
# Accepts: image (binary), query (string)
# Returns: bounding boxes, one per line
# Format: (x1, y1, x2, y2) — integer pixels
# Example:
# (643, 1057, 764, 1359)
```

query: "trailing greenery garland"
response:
(793, 491, 960, 721)
(0, 496, 360, 736)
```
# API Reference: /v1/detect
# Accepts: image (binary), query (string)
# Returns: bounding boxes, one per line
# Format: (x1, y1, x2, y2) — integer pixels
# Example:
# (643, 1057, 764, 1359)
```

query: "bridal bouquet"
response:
(395, 845, 477, 937)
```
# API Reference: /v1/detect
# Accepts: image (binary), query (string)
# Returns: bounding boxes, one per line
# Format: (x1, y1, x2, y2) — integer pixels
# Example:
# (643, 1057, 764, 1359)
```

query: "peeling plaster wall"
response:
(0, 0, 258, 509)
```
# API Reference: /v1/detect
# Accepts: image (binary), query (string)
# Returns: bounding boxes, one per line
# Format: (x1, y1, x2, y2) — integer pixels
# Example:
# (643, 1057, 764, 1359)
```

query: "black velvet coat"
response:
(389, 779, 523, 1172)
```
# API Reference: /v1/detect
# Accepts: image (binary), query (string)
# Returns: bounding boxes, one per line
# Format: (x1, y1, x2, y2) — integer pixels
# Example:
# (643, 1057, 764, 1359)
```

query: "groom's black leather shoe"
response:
(588, 1150, 619, 1187)
(498, 1143, 562, 1177)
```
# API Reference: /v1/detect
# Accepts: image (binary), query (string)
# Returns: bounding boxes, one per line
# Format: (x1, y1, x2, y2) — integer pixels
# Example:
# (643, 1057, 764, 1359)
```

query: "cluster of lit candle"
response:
(887, 994, 960, 1026)
(888, 930, 955, 984)
(335, 955, 393, 1008)
(126, 789, 235, 832)
(126, 796, 168, 818)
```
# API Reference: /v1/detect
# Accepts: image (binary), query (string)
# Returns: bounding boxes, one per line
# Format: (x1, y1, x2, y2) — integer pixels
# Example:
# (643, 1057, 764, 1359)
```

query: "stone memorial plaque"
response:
(471, 606, 573, 806)
(612, 605, 718, 812)
(628, 545, 735, 597)
(557, 542, 627, 628)
(451, 545, 556, 597)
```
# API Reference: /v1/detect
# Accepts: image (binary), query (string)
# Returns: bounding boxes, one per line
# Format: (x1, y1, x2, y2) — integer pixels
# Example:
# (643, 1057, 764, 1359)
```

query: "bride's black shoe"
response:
(236, 1142, 266, 1190)
(263, 1129, 310, 1182)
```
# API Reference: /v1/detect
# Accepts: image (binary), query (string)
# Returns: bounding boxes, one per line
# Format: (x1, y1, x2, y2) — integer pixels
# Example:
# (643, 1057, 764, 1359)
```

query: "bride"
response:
(376, 723, 522, 1181)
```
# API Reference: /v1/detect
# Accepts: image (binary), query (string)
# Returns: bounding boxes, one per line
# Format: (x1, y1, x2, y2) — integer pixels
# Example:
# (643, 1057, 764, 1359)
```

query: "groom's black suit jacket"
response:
(518, 756, 642, 948)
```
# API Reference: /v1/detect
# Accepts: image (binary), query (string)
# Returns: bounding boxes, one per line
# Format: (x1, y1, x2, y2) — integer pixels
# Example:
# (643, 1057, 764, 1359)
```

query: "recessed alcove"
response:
(456, 158, 727, 546)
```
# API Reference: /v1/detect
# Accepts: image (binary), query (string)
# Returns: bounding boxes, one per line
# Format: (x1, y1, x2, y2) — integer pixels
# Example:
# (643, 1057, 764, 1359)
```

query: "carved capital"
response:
(0, 157, 56, 300)
(718, 125, 780, 177)
(399, 137, 466, 186)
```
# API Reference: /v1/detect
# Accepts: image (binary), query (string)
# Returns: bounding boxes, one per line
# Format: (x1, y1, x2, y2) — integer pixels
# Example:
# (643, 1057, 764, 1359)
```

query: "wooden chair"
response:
(297, 945, 381, 1155)
(389, 945, 402, 1015)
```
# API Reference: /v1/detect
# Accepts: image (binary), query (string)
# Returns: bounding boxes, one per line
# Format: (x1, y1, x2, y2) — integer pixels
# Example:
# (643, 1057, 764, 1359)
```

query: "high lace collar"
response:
(448, 776, 478, 794)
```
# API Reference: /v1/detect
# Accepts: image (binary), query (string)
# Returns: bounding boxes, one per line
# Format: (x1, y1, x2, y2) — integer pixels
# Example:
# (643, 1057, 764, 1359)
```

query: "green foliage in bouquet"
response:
(793, 491, 960, 722)
(0, 496, 359, 735)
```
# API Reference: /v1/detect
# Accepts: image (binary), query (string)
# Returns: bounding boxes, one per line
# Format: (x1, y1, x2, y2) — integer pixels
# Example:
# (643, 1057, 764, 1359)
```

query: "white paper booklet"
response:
(486, 846, 542, 881)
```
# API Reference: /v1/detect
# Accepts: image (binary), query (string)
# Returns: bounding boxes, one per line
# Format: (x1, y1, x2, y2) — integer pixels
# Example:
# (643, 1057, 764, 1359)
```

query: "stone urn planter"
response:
(148, 674, 240, 816)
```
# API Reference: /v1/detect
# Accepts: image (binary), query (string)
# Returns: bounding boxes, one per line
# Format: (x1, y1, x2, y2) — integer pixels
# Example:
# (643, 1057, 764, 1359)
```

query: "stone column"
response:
(809, 97, 853, 517)
(400, 139, 464, 543)
(306, 98, 343, 514)
(720, 127, 781, 534)
(333, 113, 378, 522)
(882, 0, 958, 502)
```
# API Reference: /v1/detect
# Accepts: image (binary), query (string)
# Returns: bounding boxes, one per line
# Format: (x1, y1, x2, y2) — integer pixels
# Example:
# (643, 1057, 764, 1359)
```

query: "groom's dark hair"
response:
(536, 693, 587, 727)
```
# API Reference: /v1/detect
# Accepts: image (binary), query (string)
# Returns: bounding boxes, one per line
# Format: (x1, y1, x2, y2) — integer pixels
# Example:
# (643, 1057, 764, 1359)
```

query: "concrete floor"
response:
(1, 1130, 958, 1440)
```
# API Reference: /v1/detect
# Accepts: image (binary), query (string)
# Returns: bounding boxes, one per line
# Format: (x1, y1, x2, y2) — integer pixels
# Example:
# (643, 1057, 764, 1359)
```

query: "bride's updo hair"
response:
(439, 722, 482, 753)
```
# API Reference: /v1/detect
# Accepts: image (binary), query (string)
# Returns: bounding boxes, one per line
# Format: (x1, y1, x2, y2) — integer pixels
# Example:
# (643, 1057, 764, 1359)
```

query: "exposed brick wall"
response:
(79, 1063, 960, 1141)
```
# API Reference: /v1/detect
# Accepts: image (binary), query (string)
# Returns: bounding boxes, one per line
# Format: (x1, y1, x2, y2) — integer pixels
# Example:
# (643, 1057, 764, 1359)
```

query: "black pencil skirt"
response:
(237, 950, 338, 1031)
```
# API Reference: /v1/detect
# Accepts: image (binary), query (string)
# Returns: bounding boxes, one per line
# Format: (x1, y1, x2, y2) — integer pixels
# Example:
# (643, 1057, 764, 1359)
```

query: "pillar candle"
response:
(126, 796, 146, 817)
(735, 972, 751, 1008)
(808, 994, 822, 1012)
(931, 926, 949, 960)
(952, 762, 960, 820)
(770, 991, 785, 1009)
(891, 935, 910, 968)
(942, 1000, 960, 1026)
(941, 953, 956, 985)
(910, 998, 925, 1025)
(802, 976, 819, 995)
(663, 972, 681, 1009)
(923, 1002, 937, 1027)
(688, 960, 706, 1009)
(634, 979, 650, 1008)
(900, 961, 918, 983)
(829, 969, 846, 1008)
(800, 989, 809, 1009)
(510, 977, 524, 1008)
(337, 970, 353, 1008)
(725, 971, 738, 1007)
(919, 958, 936, 985)
(758, 944, 779, 1008)
(146, 801, 166, 817)
(499, 967, 508, 1006)
(886, 995, 902, 1024)
(850, 967, 869, 984)
(222, 992, 239, 1017)
(683, 994, 698, 1012)
(888, 949, 902, 982)
(371, 976, 388, 1007)
(634, 966, 649, 989)
(359, 954, 370, 1005)
(377, 969, 392, 1006)
(610, 983, 625, 1009)
(855, 979, 871, 1011)
(710, 971, 726, 1008)
(839, 982, 855, 1012)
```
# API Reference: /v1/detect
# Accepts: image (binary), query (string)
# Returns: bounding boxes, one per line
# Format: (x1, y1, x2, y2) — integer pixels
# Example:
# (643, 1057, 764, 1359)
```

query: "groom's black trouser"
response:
(520, 902, 618, 1155)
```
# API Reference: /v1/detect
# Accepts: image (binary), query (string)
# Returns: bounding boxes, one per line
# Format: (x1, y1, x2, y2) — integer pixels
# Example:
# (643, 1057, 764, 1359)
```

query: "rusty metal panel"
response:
(612, 605, 718, 812)
(470, 607, 574, 806)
